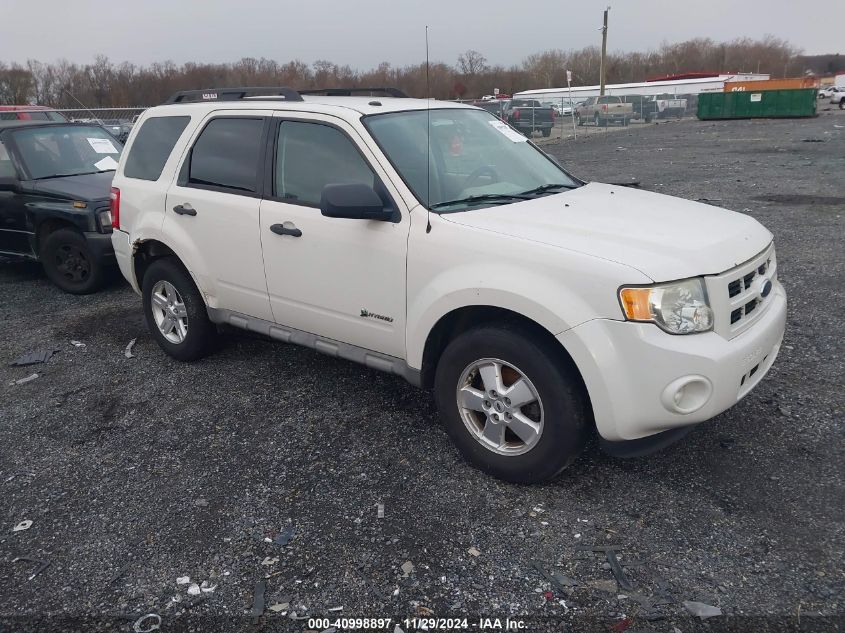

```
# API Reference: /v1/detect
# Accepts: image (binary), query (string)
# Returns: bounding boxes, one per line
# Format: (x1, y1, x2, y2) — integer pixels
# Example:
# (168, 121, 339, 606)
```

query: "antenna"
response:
(425, 25, 432, 234)
(63, 89, 101, 123)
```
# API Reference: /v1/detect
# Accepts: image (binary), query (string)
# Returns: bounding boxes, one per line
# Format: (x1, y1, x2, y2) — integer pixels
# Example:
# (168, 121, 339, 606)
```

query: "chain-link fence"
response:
(454, 91, 698, 144)
(0, 107, 149, 143)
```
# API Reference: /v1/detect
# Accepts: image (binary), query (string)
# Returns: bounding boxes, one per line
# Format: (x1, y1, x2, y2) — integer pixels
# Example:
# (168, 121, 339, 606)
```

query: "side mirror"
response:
(320, 183, 392, 221)
(0, 177, 20, 193)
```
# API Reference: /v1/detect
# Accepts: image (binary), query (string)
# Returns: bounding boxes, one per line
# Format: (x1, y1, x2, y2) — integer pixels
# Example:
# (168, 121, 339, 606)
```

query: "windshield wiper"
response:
(34, 171, 98, 180)
(518, 183, 578, 196)
(430, 193, 532, 210)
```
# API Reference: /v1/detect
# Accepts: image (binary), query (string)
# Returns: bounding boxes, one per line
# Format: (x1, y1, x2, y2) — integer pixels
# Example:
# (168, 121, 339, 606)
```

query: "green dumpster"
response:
(697, 89, 817, 120)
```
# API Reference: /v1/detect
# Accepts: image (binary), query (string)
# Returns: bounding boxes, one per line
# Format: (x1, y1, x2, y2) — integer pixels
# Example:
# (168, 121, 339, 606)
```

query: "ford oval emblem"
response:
(761, 279, 773, 298)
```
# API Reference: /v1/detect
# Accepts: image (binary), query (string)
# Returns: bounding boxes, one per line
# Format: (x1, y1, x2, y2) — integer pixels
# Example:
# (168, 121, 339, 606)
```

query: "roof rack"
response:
(164, 87, 303, 104)
(298, 87, 409, 98)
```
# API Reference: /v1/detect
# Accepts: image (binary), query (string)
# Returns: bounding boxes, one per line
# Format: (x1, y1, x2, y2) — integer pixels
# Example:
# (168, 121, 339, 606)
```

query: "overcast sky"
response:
(1, 0, 841, 69)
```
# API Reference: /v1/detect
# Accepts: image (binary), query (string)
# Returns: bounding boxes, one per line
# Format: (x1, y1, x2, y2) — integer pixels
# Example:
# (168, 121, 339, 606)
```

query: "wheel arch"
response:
(132, 238, 193, 293)
(35, 217, 81, 254)
(418, 305, 589, 399)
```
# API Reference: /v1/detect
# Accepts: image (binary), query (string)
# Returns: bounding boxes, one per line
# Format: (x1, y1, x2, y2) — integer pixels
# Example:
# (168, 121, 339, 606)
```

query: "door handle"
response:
(173, 204, 197, 216)
(270, 223, 302, 237)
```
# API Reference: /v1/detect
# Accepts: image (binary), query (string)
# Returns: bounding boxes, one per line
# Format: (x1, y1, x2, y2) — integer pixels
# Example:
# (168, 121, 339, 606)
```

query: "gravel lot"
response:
(1, 109, 843, 633)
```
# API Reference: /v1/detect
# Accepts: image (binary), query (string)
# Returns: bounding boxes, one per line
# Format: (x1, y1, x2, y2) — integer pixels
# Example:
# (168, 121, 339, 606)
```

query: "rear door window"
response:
(188, 118, 264, 193)
(124, 115, 190, 181)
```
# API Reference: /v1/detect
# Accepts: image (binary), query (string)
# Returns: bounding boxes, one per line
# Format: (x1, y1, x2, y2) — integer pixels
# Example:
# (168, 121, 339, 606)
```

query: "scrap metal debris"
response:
(683, 601, 722, 619)
(377, 503, 385, 519)
(70, 340, 86, 347)
(124, 338, 137, 358)
(532, 560, 578, 593)
(250, 580, 267, 622)
(9, 373, 39, 386)
(132, 613, 161, 633)
(176, 576, 190, 585)
(606, 549, 634, 592)
(12, 555, 51, 581)
(400, 561, 414, 577)
(187, 583, 201, 596)
(273, 525, 295, 546)
(10, 349, 57, 367)
(12, 519, 33, 532)
(467, 547, 481, 557)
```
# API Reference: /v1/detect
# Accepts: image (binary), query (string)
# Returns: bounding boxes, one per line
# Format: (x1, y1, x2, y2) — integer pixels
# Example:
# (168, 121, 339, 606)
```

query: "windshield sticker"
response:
(87, 137, 119, 154)
(94, 156, 119, 171)
(488, 120, 527, 143)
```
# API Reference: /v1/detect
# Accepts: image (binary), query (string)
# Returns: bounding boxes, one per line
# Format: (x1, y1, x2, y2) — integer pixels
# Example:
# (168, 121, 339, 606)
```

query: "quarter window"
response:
(274, 121, 375, 206)
(189, 118, 264, 192)
(124, 116, 189, 181)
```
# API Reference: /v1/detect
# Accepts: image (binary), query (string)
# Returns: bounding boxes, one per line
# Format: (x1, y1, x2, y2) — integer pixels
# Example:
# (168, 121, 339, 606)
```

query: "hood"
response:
(441, 182, 772, 281)
(25, 171, 115, 204)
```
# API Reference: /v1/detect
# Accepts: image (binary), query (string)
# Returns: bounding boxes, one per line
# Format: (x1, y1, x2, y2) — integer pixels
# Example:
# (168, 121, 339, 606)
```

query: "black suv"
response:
(0, 121, 122, 293)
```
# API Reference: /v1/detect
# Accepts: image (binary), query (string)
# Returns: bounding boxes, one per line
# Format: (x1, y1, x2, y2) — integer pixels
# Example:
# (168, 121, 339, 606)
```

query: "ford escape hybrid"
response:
(110, 87, 786, 483)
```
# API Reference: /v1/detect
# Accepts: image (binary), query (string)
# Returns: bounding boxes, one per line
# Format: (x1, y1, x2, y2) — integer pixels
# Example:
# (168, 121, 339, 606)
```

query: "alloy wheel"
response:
(455, 358, 544, 456)
(151, 280, 188, 344)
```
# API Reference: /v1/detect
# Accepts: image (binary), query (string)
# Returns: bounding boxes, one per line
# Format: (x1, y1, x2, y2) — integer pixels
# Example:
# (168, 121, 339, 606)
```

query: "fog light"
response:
(660, 376, 712, 414)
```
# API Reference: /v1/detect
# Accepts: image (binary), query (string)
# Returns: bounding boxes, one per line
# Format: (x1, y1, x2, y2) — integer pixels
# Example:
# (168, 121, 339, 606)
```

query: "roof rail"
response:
(164, 87, 303, 104)
(299, 87, 409, 98)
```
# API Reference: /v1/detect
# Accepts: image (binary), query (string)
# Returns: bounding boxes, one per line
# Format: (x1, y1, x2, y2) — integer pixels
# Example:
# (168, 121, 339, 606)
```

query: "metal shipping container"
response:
(724, 77, 819, 92)
(697, 89, 817, 119)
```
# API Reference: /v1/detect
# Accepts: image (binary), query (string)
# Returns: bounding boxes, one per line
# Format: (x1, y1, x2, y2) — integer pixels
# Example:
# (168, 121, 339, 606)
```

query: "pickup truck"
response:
(502, 99, 556, 137)
(621, 95, 658, 123)
(654, 94, 687, 118)
(575, 96, 633, 127)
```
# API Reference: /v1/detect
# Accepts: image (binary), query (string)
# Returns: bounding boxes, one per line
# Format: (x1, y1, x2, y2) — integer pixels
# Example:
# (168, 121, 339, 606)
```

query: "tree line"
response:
(0, 36, 816, 107)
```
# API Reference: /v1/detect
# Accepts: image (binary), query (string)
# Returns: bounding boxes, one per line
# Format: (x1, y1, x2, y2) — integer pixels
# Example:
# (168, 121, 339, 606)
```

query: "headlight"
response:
(619, 278, 713, 334)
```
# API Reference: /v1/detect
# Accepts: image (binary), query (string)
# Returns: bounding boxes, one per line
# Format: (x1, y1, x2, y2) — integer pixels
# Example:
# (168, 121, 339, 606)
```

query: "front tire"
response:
(434, 325, 591, 483)
(40, 228, 106, 294)
(142, 258, 216, 361)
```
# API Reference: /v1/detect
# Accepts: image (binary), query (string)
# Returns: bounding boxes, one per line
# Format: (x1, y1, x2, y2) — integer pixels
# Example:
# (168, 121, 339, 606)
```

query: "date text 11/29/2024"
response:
(306, 617, 527, 630)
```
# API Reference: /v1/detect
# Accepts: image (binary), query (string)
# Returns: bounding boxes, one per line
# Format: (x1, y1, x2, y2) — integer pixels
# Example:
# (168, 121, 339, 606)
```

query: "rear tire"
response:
(40, 228, 106, 294)
(142, 258, 216, 361)
(434, 324, 591, 483)
(541, 128, 551, 137)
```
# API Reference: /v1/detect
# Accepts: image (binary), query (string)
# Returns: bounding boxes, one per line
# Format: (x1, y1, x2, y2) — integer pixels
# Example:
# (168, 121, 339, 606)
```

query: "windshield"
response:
(365, 108, 579, 212)
(12, 125, 122, 179)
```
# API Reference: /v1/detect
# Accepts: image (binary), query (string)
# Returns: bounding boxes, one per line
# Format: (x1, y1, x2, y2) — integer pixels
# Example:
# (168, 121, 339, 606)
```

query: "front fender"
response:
(405, 215, 650, 370)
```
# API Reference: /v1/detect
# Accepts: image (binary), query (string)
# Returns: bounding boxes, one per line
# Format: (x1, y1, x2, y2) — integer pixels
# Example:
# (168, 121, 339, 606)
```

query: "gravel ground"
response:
(1, 109, 843, 633)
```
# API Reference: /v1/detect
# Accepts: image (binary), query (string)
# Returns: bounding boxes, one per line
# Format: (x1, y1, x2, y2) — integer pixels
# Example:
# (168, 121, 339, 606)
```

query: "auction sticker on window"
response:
(488, 120, 527, 143)
(87, 137, 119, 154)
(94, 156, 119, 171)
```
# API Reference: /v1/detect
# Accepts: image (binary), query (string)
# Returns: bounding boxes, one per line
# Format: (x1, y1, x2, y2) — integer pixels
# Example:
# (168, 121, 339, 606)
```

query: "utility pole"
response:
(599, 6, 610, 96)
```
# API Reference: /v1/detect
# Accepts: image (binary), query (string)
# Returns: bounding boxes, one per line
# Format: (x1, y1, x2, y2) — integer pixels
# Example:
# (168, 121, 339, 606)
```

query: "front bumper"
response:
(558, 281, 787, 442)
(83, 231, 117, 264)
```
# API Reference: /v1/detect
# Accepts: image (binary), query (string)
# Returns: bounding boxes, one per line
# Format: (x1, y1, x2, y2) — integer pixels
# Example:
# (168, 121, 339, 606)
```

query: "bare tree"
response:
(458, 50, 488, 76)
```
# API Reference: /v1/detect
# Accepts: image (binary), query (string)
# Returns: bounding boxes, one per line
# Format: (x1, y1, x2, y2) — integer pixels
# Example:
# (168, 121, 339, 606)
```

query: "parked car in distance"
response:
(575, 96, 633, 127)
(474, 99, 507, 120)
(502, 99, 556, 137)
(818, 86, 842, 99)
(827, 89, 845, 107)
(0, 121, 121, 293)
(654, 94, 687, 118)
(0, 106, 67, 124)
(100, 119, 133, 143)
(621, 95, 658, 122)
(111, 86, 786, 483)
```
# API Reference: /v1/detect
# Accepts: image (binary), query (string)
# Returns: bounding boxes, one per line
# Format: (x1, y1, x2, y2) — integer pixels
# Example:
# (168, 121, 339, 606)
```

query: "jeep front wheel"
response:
(40, 228, 106, 294)
(434, 325, 591, 483)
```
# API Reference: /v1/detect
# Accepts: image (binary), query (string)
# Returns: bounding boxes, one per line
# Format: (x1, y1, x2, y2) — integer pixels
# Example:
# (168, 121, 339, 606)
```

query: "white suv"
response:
(110, 87, 786, 482)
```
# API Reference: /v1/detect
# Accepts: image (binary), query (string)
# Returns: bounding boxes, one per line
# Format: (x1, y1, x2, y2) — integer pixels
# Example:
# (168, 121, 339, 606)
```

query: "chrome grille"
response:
(706, 243, 777, 340)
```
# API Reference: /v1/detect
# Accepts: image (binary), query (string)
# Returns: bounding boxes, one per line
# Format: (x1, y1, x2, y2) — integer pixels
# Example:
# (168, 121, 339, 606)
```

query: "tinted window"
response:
(275, 121, 375, 206)
(188, 118, 263, 192)
(124, 116, 189, 181)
